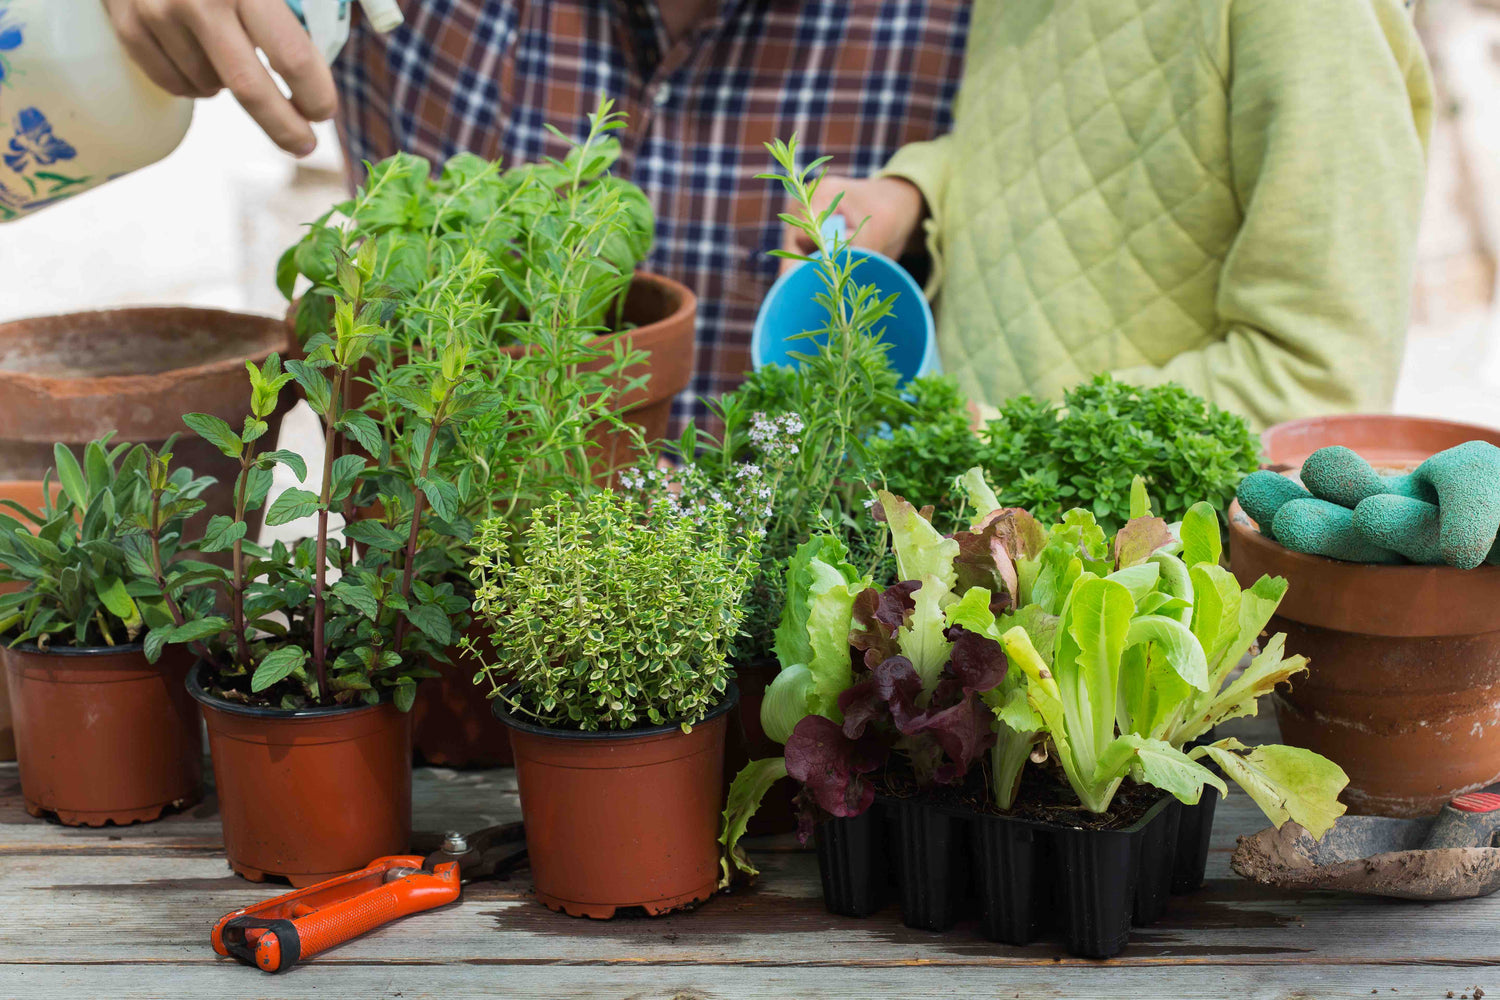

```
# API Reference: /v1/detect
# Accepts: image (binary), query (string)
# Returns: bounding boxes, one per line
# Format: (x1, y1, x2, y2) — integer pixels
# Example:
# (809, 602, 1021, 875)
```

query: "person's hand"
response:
(778, 175, 927, 274)
(101, 0, 338, 156)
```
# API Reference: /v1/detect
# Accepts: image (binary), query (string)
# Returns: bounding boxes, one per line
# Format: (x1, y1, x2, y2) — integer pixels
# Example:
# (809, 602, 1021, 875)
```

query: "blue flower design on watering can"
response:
(5, 107, 77, 173)
(0, 4, 22, 86)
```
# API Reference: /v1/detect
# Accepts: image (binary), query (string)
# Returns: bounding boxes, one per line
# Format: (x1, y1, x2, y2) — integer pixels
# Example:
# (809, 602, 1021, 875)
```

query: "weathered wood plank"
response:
(1, 961, 1494, 999)
(6, 702, 1491, 1000)
(3, 846, 1498, 967)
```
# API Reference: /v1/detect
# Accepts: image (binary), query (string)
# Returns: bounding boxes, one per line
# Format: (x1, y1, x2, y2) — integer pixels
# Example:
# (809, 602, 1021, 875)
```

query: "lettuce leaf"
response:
(1193, 737, 1348, 838)
(718, 757, 789, 886)
(1095, 732, 1227, 805)
(773, 534, 863, 670)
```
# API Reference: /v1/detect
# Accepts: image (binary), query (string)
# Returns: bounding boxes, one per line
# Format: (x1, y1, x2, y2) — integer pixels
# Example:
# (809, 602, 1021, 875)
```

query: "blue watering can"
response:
(751, 216, 939, 386)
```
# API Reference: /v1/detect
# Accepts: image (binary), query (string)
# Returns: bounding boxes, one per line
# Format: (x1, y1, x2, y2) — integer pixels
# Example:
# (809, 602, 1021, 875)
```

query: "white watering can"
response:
(0, 0, 400, 222)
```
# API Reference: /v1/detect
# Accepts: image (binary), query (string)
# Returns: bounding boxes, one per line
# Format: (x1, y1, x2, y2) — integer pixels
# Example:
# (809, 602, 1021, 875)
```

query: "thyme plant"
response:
(467, 481, 767, 732)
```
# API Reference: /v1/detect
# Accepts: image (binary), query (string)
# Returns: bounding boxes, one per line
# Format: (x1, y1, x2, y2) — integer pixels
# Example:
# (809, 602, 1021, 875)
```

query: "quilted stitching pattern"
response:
(934, 0, 1239, 405)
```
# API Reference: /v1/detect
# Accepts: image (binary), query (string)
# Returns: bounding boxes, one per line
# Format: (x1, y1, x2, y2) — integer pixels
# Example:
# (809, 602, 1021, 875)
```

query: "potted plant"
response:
(0, 478, 61, 761)
(723, 474, 1348, 958)
(153, 233, 479, 885)
(467, 467, 769, 918)
(1229, 414, 1500, 815)
(0, 438, 205, 825)
(277, 98, 692, 479)
(281, 104, 687, 768)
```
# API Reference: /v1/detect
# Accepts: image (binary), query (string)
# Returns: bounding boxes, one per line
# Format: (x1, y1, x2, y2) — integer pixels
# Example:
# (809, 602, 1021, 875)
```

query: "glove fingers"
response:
(1236, 470, 1311, 541)
(1412, 441, 1500, 570)
(1300, 445, 1434, 508)
(1352, 494, 1442, 564)
(1272, 498, 1405, 565)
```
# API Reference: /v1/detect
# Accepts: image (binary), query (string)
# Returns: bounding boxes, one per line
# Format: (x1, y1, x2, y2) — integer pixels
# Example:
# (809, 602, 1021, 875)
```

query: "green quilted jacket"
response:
(883, 0, 1432, 430)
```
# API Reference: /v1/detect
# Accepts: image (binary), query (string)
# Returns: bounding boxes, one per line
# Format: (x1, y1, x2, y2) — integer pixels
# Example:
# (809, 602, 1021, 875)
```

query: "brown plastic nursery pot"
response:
(188, 662, 412, 887)
(412, 625, 512, 767)
(2, 642, 200, 826)
(1231, 413, 1500, 817)
(0, 308, 295, 528)
(0, 480, 60, 761)
(495, 683, 738, 918)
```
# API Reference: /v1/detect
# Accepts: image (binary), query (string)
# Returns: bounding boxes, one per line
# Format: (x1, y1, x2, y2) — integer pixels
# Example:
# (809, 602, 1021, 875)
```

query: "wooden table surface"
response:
(2, 711, 1495, 999)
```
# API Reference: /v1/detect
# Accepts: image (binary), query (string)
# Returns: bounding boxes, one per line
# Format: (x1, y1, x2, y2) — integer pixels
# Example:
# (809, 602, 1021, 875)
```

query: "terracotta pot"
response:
(0, 307, 296, 528)
(188, 662, 412, 887)
(1259, 413, 1500, 471)
(1231, 412, 1500, 816)
(723, 658, 798, 835)
(0, 480, 61, 761)
(2, 642, 200, 825)
(495, 683, 738, 918)
(412, 625, 513, 768)
(285, 270, 696, 483)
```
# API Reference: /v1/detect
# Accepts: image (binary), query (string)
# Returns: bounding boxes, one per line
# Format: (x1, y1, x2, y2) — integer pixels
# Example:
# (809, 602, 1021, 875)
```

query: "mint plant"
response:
(277, 98, 653, 352)
(0, 438, 212, 649)
(289, 101, 651, 560)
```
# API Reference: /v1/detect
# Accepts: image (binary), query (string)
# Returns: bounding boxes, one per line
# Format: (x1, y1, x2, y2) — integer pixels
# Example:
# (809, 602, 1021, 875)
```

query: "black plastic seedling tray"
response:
(813, 790, 1218, 959)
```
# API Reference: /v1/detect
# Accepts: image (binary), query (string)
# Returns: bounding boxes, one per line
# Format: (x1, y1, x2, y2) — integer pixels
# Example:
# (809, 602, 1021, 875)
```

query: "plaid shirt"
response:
(334, 0, 970, 433)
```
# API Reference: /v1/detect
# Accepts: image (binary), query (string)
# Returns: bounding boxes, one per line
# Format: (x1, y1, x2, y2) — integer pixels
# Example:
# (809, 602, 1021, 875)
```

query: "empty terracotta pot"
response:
(496, 683, 738, 918)
(3, 642, 200, 825)
(1230, 412, 1500, 816)
(189, 663, 412, 887)
(0, 307, 295, 527)
(412, 626, 512, 768)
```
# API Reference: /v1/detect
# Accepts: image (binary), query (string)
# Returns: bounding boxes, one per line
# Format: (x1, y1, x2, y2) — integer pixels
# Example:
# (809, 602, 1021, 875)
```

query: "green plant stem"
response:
(391, 408, 443, 656)
(229, 446, 255, 672)
(310, 366, 346, 701)
(146, 486, 213, 664)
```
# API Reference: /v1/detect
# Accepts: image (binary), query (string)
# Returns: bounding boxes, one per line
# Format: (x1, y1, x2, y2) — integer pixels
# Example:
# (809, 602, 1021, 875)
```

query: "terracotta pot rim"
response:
(1229, 501, 1500, 581)
(1261, 412, 1500, 460)
(186, 659, 394, 719)
(3, 640, 146, 658)
(493, 681, 740, 741)
(0, 306, 286, 394)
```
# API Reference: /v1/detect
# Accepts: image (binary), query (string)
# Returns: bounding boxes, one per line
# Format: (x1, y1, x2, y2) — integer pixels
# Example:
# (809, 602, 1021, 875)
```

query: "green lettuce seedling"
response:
(976, 484, 1347, 833)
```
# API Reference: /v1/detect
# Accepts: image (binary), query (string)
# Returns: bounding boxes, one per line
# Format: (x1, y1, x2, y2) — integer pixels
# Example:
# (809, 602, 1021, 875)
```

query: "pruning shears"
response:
(211, 822, 527, 973)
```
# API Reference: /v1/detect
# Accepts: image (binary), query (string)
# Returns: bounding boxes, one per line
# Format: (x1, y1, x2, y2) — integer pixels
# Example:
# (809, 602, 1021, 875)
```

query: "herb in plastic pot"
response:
(465, 477, 771, 733)
(0, 437, 210, 648)
(142, 234, 479, 712)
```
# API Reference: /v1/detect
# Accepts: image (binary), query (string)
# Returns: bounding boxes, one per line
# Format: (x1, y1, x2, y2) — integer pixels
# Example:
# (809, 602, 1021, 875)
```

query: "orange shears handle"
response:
(212, 855, 461, 973)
